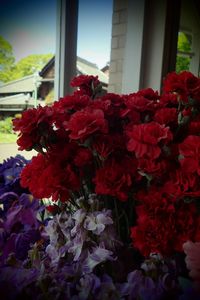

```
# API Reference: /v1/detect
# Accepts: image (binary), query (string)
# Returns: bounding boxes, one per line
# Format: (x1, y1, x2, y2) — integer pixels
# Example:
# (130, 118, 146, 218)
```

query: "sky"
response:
(0, 0, 113, 68)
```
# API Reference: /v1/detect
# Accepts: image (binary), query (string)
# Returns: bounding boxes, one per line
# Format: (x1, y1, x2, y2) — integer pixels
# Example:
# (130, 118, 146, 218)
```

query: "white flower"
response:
(83, 210, 113, 235)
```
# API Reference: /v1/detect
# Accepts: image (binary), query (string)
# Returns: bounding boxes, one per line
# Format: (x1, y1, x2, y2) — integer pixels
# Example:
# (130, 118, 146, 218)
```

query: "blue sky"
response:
(0, 0, 113, 68)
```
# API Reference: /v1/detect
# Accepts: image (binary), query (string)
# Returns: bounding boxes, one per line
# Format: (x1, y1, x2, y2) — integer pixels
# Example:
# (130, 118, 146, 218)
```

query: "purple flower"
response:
(1, 229, 40, 262)
(120, 270, 163, 300)
(0, 192, 18, 217)
(15, 229, 41, 260)
(71, 208, 86, 236)
(0, 155, 27, 184)
(0, 266, 38, 299)
(83, 210, 113, 235)
(82, 245, 115, 274)
(0, 156, 32, 219)
(19, 193, 40, 210)
(0, 194, 41, 263)
(96, 274, 120, 300)
(5, 205, 39, 232)
(68, 233, 86, 261)
(76, 273, 101, 300)
(0, 221, 6, 249)
(0, 155, 28, 196)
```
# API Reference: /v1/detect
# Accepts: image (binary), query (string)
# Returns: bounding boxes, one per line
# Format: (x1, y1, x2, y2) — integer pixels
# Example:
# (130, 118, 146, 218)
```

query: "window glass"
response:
(176, 31, 193, 73)
(0, 0, 56, 108)
(77, 0, 113, 94)
(0, 0, 56, 159)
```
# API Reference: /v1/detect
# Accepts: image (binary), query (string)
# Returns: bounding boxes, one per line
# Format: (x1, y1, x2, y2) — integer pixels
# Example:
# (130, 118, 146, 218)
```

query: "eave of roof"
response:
(0, 75, 41, 94)
(0, 93, 44, 110)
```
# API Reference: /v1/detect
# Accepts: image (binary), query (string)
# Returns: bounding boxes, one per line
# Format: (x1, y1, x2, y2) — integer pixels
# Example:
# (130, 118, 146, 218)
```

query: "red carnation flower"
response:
(53, 94, 91, 112)
(94, 158, 136, 201)
(127, 122, 172, 159)
(153, 108, 177, 125)
(73, 147, 93, 167)
(70, 75, 100, 96)
(20, 153, 80, 202)
(67, 108, 108, 140)
(163, 71, 200, 103)
(13, 105, 54, 151)
(159, 93, 178, 106)
(188, 121, 200, 135)
(136, 88, 159, 100)
(99, 93, 126, 118)
(162, 167, 200, 201)
(46, 205, 60, 215)
(92, 134, 126, 159)
(179, 135, 200, 175)
(125, 95, 151, 112)
(185, 109, 200, 135)
(137, 157, 169, 179)
(179, 71, 200, 101)
(131, 196, 200, 256)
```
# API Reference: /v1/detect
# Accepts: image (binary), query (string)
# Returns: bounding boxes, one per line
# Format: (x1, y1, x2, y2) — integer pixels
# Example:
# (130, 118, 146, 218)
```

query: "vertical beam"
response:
(140, 0, 168, 91)
(161, 0, 181, 80)
(54, 0, 79, 100)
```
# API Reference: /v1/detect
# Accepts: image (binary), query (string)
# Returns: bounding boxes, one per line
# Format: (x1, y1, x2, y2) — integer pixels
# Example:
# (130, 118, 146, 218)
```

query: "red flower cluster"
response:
(68, 108, 108, 140)
(70, 74, 100, 96)
(94, 157, 137, 201)
(163, 71, 200, 103)
(126, 122, 172, 159)
(20, 146, 81, 202)
(131, 189, 200, 256)
(13, 72, 200, 257)
(13, 106, 54, 151)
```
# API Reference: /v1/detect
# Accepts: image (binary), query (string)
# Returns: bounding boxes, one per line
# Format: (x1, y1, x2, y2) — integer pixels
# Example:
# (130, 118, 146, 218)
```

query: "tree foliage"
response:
(0, 36, 15, 82)
(176, 32, 192, 73)
(0, 36, 15, 68)
(0, 36, 53, 83)
(0, 117, 14, 134)
(13, 54, 53, 79)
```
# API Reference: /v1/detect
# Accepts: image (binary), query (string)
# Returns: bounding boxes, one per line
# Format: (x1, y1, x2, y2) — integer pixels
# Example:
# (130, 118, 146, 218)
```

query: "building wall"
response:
(108, 0, 128, 93)
(43, 66, 55, 79)
(38, 82, 54, 100)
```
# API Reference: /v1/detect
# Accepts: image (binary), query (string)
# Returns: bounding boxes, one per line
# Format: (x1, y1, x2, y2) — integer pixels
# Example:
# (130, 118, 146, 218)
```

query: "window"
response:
(176, 31, 193, 73)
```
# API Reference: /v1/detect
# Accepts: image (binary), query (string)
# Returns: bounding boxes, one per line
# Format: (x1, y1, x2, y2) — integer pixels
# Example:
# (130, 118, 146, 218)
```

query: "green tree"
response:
(13, 54, 53, 79)
(176, 32, 192, 73)
(0, 36, 15, 82)
(0, 36, 53, 83)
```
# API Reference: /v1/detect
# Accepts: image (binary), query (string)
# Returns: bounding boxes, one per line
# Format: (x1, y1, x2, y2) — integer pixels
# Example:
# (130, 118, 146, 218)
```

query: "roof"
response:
(0, 93, 44, 111)
(0, 74, 41, 95)
(101, 65, 109, 72)
(39, 56, 108, 85)
(77, 57, 108, 85)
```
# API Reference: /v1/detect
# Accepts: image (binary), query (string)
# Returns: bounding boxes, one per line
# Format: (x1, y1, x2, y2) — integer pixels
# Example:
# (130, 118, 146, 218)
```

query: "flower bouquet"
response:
(1, 71, 200, 299)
